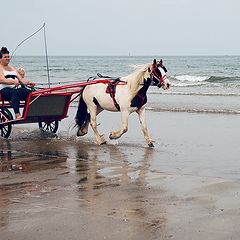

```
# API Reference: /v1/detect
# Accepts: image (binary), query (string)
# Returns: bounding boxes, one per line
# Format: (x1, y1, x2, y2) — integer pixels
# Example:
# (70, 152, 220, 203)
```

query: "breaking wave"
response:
(174, 75, 210, 82)
(171, 75, 240, 87)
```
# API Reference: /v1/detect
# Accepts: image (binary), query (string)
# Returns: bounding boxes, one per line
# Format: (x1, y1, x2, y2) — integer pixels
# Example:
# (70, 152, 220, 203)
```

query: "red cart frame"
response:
(0, 79, 111, 138)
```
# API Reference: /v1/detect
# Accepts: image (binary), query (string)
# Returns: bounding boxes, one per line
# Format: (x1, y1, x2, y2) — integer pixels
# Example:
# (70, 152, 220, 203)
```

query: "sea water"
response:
(11, 55, 240, 114)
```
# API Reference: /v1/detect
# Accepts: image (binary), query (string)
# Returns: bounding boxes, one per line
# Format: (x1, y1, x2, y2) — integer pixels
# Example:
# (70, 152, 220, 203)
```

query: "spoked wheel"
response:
(38, 120, 59, 133)
(0, 107, 13, 138)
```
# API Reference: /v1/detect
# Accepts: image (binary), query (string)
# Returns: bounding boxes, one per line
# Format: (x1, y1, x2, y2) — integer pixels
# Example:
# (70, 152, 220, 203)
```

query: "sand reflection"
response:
(0, 138, 167, 239)
(74, 144, 167, 238)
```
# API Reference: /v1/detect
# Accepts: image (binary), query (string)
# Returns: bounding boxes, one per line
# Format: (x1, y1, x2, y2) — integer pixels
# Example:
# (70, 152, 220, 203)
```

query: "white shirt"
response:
(0, 70, 17, 90)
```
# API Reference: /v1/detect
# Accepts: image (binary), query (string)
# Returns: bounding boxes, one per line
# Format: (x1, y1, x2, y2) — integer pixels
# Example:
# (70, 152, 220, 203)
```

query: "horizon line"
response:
(12, 54, 240, 57)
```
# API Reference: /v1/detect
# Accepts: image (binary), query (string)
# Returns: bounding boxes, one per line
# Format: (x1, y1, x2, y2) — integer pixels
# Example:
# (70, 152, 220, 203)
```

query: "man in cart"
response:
(0, 47, 35, 119)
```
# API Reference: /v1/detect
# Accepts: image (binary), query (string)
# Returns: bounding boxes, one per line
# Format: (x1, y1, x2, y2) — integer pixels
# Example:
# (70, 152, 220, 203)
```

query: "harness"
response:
(106, 78, 121, 111)
(106, 77, 152, 111)
(93, 61, 168, 111)
(88, 73, 122, 111)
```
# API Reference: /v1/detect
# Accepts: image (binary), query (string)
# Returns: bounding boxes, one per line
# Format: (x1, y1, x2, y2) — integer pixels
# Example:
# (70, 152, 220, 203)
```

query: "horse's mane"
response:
(121, 63, 151, 100)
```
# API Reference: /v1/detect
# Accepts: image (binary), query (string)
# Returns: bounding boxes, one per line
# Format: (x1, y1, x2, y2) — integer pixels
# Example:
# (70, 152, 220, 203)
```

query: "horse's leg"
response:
(77, 113, 90, 136)
(88, 106, 106, 145)
(109, 110, 129, 140)
(79, 107, 103, 136)
(136, 107, 154, 147)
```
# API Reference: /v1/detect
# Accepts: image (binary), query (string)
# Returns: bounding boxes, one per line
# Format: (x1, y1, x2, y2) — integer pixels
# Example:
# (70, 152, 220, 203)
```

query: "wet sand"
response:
(1, 108, 240, 240)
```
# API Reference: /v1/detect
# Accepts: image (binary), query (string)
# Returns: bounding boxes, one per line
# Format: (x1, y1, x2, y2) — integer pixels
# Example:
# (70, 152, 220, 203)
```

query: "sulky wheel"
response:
(0, 107, 13, 138)
(38, 120, 59, 133)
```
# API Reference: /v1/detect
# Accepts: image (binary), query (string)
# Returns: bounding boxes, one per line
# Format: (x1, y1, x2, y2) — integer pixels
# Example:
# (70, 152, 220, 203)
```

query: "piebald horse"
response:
(75, 59, 170, 147)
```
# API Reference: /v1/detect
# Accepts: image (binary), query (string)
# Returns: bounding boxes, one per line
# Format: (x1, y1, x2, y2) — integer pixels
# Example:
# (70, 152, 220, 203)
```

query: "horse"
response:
(75, 59, 170, 147)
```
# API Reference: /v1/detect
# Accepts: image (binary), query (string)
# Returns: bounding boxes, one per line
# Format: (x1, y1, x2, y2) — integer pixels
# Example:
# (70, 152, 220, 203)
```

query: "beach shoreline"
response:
(1, 110, 240, 239)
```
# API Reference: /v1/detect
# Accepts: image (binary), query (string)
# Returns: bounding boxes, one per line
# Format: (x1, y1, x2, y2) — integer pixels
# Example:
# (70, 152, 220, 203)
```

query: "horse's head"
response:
(148, 59, 170, 90)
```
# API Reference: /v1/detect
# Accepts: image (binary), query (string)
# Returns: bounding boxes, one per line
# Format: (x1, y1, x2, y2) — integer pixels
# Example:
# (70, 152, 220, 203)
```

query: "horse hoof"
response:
(96, 135, 107, 145)
(109, 133, 114, 140)
(77, 128, 87, 136)
(97, 140, 107, 145)
(148, 142, 154, 148)
(109, 133, 119, 140)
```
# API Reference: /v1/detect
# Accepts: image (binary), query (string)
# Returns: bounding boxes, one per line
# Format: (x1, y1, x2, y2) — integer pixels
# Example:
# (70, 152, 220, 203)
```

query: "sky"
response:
(2, 0, 240, 56)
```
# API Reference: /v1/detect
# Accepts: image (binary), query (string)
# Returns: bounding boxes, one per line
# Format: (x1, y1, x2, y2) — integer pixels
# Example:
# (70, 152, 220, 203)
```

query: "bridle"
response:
(149, 64, 167, 87)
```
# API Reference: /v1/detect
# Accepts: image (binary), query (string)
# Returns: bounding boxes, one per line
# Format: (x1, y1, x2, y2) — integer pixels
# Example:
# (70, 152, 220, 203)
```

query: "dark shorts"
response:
(0, 87, 32, 114)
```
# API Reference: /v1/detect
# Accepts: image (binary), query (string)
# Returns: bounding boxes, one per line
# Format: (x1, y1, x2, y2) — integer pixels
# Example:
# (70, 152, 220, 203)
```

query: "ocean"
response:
(2, 54, 240, 240)
(11, 55, 240, 114)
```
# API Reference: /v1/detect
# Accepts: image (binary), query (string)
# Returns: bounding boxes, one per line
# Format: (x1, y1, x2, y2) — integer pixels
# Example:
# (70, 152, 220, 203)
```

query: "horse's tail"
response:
(75, 93, 88, 129)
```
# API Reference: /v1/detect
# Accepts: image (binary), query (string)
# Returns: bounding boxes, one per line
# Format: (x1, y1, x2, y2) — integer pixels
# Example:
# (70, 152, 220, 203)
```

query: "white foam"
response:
(172, 82, 208, 87)
(174, 75, 210, 82)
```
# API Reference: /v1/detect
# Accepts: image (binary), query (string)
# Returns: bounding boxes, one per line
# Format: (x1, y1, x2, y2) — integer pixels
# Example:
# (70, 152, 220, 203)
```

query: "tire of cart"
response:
(0, 107, 13, 138)
(38, 120, 59, 133)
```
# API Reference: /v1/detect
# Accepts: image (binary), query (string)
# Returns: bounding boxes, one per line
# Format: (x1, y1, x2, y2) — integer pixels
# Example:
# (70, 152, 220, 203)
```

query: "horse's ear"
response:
(153, 59, 157, 66)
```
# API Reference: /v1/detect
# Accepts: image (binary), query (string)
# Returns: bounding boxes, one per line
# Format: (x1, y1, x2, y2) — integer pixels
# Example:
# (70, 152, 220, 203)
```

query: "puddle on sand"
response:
(0, 149, 67, 173)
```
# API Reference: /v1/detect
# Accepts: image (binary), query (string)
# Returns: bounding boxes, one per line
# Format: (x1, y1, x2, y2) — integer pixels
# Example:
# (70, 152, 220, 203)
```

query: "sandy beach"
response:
(1, 108, 240, 240)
